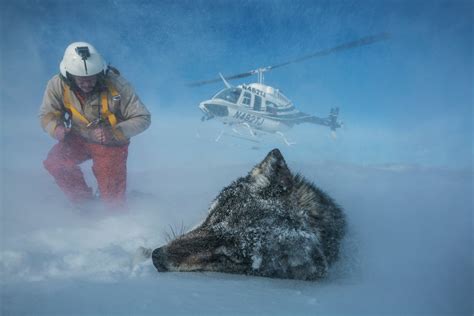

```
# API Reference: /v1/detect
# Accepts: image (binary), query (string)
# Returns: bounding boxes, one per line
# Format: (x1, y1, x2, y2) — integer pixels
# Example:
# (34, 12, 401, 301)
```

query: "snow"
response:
(0, 123, 472, 315)
(1, 0, 472, 314)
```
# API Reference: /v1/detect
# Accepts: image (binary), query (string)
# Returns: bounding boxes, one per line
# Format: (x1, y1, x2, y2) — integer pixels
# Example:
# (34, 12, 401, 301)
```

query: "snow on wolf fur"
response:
(152, 149, 346, 281)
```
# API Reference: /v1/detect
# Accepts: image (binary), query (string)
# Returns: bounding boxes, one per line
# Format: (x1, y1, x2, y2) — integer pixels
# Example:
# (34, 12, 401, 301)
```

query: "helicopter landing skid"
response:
(214, 130, 261, 144)
(215, 130, 225, 142)
(222, 132, 261, 143)
(230, 122, 257, 137)
(215, 124, 261, 144)
(276, 131, 296, 146)
(215, 127, 295, 146)
(242, 123, 257, 137)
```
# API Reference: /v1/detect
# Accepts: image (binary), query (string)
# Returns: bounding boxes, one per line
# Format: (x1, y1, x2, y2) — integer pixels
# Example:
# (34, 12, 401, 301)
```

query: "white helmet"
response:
(60, 42, 107, 77)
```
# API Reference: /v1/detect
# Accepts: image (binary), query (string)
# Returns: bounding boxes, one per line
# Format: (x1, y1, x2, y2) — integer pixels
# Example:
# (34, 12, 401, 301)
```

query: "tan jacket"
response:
(39, 72, 151, 146)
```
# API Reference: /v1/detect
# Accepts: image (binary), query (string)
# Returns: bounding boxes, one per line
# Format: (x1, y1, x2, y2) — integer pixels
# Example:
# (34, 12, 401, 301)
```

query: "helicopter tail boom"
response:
(299, 107, 342, 131)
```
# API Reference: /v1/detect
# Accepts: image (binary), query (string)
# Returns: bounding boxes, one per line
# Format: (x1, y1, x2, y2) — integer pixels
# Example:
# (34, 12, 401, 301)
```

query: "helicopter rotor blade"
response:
(187, 71, 254, 87)
(187, 32, 389, 87)
(267, 32, 390, 71)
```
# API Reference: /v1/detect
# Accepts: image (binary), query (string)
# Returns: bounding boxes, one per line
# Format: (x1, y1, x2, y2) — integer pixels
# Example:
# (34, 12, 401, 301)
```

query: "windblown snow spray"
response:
(151, 149, 346, 281)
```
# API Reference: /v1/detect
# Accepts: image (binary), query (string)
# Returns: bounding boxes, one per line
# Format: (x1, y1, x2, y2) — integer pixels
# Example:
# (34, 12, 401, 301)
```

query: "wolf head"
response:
(152, 149, 346, 281)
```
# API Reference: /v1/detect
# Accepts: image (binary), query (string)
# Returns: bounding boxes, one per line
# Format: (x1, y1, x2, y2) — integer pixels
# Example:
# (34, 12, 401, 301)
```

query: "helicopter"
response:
(189, 33, 389, 145)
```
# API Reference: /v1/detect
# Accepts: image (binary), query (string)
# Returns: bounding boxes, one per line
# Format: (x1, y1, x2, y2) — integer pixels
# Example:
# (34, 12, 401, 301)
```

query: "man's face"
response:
(73, 75, 98, 94)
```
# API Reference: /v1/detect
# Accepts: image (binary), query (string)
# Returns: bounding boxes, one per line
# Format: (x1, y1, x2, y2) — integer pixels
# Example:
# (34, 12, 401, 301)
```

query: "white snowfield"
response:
(1, 151, 472, 315)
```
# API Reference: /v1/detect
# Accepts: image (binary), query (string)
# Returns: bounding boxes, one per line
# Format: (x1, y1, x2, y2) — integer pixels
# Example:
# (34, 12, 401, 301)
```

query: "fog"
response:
(1, 1, 472, 315)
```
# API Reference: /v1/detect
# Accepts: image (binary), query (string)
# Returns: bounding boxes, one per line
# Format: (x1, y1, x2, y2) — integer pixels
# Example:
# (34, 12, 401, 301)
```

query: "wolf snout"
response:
(152, 247, 169, 272)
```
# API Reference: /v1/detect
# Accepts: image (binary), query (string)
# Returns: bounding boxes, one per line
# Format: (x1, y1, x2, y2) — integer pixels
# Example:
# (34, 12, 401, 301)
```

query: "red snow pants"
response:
(43, 133, 129, 208)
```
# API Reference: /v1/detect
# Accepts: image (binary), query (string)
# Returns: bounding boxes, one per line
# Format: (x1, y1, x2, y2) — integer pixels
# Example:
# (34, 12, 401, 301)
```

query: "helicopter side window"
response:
(242, 92, 251, 107)
(214, 88, 242, 104)
(253, 95, 262, 111)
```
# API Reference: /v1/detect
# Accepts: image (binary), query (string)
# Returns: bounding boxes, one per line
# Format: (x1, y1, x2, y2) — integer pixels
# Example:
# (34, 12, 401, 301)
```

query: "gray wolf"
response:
(151, 149, 346, 281)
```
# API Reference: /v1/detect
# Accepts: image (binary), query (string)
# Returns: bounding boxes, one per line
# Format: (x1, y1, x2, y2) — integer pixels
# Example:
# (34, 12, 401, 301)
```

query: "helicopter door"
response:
(253, 95, 262, 111)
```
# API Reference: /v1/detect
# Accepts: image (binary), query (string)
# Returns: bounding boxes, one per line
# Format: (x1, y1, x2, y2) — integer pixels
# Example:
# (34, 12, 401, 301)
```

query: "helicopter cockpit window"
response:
(266, 100, 278, 113)
(214, 88, 242, 104)
(266, 101, 279, 107)
(242, 92, 251, 106)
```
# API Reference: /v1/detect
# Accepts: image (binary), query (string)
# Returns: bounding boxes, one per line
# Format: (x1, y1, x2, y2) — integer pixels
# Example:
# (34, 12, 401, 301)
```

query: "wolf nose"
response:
(152, 247, 169, 272)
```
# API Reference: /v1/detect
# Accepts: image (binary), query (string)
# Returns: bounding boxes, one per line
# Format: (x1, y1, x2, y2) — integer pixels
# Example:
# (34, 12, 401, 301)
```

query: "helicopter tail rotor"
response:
(328, 107, 342, 131)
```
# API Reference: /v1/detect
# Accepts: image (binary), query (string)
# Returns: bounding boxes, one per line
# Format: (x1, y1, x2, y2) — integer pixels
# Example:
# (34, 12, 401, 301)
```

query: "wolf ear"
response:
(249, 148, 293, 190)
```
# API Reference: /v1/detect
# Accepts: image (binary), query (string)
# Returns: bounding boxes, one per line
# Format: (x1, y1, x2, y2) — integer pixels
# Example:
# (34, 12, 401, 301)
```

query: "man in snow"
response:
(39, 42, 151, 210)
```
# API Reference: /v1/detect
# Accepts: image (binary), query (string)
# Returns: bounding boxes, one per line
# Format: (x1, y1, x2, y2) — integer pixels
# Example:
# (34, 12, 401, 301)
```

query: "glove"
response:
(92, 127, 115, 144)
(53, 125, 70, 141)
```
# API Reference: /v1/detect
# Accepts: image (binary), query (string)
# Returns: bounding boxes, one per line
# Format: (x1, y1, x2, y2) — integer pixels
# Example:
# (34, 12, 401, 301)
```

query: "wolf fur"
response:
(151, 149, 346, 281)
